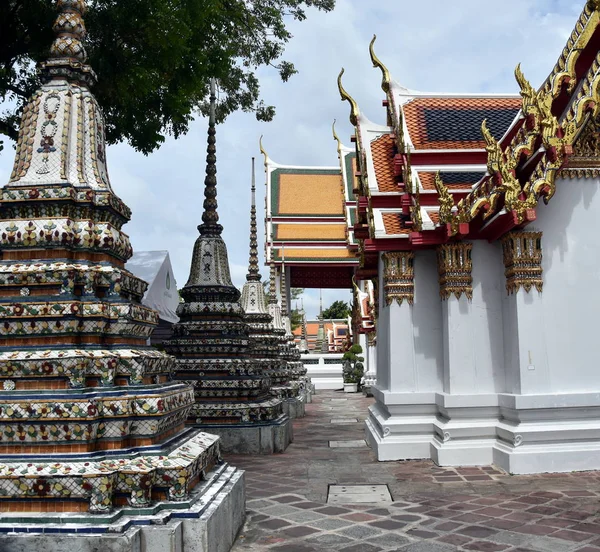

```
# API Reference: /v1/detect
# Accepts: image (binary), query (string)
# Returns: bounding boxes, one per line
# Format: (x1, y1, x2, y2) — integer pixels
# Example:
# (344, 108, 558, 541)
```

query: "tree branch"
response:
(0, 119, 19, 141)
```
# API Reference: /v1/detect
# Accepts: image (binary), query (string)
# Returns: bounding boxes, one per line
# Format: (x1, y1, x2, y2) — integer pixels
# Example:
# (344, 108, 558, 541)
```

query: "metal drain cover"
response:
(329, 439, 367, 448)
(328, 484, 393, 504)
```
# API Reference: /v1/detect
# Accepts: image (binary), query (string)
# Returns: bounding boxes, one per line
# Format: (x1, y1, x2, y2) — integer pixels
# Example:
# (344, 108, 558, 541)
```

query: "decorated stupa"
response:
(240, 163, 305, 418)
(163, 84, 291, 454)
(0, 1, 243, 548)
(273, 256, 312, 403)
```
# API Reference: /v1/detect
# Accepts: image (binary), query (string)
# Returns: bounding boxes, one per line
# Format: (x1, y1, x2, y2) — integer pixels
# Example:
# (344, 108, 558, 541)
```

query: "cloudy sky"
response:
(0, 0, 582, 318)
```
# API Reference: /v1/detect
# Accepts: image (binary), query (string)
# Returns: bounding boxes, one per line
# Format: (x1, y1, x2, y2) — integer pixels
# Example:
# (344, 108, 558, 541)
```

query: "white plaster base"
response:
(366, 390, 600, 474)
(0, 465, 245, 552)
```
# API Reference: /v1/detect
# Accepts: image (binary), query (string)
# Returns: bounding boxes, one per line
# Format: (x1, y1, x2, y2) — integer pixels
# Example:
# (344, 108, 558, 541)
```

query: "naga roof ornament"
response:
(369, 35, 391, 94)
(259, 135, 270, 168)
(332, 119, 343, 155)
(337, 68, 360, 126)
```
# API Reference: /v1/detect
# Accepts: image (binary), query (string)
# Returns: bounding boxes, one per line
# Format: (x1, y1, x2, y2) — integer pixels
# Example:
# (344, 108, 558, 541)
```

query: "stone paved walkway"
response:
(229, 391, 600, 552)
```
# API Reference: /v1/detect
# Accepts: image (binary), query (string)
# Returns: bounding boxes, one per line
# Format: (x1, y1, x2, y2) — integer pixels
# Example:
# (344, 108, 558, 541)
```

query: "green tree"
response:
(322, 300, 350, 320)
(0, 0, 335, 154)
(290, 308, 302, 332)
(342, 344, 364, 385)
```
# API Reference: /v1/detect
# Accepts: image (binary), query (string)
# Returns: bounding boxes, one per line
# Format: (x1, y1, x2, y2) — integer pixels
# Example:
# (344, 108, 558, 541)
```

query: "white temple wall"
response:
(471, 241, 506, 393)
(534, 176, 600, 392)
(413, 250, 444, 392)
(376, 253, 391, 391)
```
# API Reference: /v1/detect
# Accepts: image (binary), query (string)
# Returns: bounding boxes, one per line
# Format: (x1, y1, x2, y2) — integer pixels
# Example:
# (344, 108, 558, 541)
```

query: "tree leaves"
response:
(0, 0, 335, 154)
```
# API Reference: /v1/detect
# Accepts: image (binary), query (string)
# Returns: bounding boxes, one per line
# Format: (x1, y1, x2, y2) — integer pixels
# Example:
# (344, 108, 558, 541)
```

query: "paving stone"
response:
(262, 504, 303, 516)
(573, 524, 600, 536)
(306, 518, 353, 531)
(406, 529, 439, 539)
(337, 524, 384, 539)
(368, 519, 407, 530)
(437, 533, 473, 546)
(258, 518, 292, 530)
(281, 525, 321, 538)
(270, 544, 318, 552)
(524, 535, 580, 552)
(553, 529, 594, 542)
(366, 508, 391, 516)
(392, 514, 424, 522)
(342, 512, 379, 522)
(513, 523, 558, 536)
(395, 541, 457, 551)
(458, 525, 499, 538)
(489, 530, 534, 546)
(367, 533, 412, 548)
(434, 521, 463, 531)
(339, 544, 383, 552)
(463, 541, 510, 551)
(273, 495, 306, 503)
(304, 533, 355, 548)
(314, 506, 351, 515)
(291, 501, 326, 510)
(280, 510, 326, 523)
(331, 418, 359, 424)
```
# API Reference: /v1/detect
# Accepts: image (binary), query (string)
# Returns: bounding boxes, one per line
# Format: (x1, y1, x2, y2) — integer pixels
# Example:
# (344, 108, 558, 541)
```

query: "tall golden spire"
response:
(246, 157, 261, 282)
(198, 79, 222, 237)
(337, 68, 360, 126)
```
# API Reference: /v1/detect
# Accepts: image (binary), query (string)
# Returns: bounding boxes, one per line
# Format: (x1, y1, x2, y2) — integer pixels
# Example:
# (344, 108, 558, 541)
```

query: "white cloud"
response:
(0, 0, 580, 319)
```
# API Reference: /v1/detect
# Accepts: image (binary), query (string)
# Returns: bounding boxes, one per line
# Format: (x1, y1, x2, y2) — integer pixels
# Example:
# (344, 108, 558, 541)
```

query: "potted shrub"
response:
(342, 344, 364, 393)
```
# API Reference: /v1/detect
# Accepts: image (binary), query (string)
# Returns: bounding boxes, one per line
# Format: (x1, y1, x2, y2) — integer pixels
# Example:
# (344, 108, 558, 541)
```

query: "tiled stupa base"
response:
(197, 415, 292, 454)
(0, 461, 244, 552)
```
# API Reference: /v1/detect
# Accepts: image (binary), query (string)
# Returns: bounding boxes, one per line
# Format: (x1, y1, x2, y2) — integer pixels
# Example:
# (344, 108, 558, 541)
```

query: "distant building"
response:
(126, 251, 180, 345)
(293, 319, 349, 353)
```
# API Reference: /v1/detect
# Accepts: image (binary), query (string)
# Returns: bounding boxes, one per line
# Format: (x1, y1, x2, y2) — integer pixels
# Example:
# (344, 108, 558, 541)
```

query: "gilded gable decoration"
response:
(434, 171, 454, 224)
(437, 243, 473, 300)
(560, 116, 600, 178)
(501, 231, 543, 294)
(382, 252, 414, 306)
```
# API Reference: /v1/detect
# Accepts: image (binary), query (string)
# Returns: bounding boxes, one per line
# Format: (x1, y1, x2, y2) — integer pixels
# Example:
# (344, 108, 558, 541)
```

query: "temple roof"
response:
(400, 96, 521, 151)
(341, 4, 600, 249)
(262, 141, 358, 288)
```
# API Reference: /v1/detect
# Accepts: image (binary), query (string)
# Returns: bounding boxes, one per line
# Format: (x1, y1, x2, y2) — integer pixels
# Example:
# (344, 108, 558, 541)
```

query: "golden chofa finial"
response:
(369, 35, 391, 94)
(514, 63, 536, 105)
(337, 68, 360, 127)
(332, 119, 342, 155)
(259, 135, 269, 168)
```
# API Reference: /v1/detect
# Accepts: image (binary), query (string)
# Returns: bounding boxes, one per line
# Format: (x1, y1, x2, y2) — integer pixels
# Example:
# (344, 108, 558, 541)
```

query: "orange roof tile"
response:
(371, 134, 397, 192)
(273, 248, 356, 261)
(403, 97, 521, 150)
(275, 223, 347, 241)
(427, 210, 440, 225)
(382, 212, 411, 236)
(277, 173, 344, 215)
